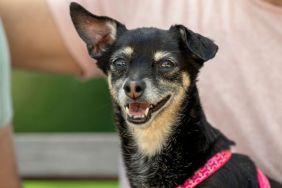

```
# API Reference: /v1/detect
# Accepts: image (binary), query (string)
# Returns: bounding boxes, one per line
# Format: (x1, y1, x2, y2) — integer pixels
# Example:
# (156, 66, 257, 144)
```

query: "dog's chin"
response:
(123, 95, 171, 126)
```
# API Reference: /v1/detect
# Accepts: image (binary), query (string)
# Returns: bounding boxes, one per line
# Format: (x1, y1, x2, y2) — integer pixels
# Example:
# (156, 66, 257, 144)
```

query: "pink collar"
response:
(177, 150, 270, 188)
(177, 150, 232, 188)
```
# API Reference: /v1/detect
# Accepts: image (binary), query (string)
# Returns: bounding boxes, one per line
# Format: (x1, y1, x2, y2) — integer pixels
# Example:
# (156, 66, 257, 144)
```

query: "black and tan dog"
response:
(70, 3, 282, 188)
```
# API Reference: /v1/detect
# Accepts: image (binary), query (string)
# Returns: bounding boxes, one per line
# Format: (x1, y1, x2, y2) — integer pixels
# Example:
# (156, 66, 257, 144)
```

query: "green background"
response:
(13, 70, 118, 187)
(12, 69, 115, 133)
(24, 181, 118, 188)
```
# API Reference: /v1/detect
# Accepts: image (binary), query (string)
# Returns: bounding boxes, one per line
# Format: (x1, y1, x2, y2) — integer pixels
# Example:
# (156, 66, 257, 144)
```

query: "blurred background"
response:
(1, 0, 121, 188)
(12, 71, 118, 188)
(12, 71, 114, 133)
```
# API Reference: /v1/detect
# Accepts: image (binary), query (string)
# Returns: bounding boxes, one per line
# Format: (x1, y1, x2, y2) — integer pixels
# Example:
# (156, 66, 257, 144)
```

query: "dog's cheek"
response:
(110, 77, 127, 109)
(182, 72, 191, 89)
(157, 73, 183, 95)
(107, 73, 115, 98)
(107, 73, 123, 102)
(160, 68, 182, 82)
(117, 85, 127, 107)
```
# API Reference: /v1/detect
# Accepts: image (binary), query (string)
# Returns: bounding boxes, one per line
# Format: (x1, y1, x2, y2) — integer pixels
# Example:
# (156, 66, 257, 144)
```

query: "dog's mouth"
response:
(124, 95, 171, 124)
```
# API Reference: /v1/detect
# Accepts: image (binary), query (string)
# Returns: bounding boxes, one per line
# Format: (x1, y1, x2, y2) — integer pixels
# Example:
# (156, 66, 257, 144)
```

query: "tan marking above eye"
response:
(153, 51, 172, 62)
(111, 46, 134, 62)
(122, 46, 134, 56)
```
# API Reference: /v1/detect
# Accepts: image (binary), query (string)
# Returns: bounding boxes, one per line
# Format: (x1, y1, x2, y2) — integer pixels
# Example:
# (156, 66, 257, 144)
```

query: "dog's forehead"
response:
(115, 27, 178, 53)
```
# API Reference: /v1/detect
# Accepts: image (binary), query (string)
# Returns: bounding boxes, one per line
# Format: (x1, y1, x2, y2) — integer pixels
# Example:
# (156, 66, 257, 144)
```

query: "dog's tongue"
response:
(128, 102, 149, 117)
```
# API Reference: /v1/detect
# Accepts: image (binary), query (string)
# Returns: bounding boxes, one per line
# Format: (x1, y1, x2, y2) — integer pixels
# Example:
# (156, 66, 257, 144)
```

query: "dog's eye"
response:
(159, 60, 175, 69)
(112, 59, 127, 70)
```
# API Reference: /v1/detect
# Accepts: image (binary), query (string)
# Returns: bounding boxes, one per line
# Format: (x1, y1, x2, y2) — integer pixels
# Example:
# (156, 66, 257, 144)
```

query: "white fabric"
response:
(47, 0, 282, 183)
(0, 19, 13, 129)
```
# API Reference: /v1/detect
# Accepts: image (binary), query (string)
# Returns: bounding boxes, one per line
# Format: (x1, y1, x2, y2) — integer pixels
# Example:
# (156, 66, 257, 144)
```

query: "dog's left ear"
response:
(70, 2, 127, 59)
(170, 25, 218, 64)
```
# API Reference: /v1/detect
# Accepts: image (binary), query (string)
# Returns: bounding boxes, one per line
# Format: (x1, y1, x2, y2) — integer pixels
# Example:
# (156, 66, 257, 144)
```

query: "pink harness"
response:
(177, 150, 270, 188)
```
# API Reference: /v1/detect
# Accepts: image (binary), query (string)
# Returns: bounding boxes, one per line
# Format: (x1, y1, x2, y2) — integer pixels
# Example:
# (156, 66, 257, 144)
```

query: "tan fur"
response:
(107, 72, 119, 102)
(112, 46, 134, 59)
(122, 46, 134, 56)
(110, 46, 134, 65)
(182, 72, 191, 89)
(154, 51, 171, 61)
(129, 73, 191, 156)
(107, 73, 114, 96)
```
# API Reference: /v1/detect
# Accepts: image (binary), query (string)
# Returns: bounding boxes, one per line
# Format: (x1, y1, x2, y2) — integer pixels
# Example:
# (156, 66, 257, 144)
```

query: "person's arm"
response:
(0, 15, 22, 188)
(0, 0, 82, 76)
(0, 125, 22, 188)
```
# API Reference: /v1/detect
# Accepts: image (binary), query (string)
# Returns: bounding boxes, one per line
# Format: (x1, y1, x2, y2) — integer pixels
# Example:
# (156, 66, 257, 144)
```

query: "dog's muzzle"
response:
(124, 95, 171, 125)
(121, 79, 171, 125)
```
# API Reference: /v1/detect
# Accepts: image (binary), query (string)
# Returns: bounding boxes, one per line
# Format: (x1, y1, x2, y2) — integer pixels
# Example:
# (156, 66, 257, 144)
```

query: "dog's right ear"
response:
(70, 2, 127, 59)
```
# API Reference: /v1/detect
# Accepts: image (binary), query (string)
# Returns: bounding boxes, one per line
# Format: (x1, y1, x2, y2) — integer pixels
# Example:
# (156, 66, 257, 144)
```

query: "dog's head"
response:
(70, 3, 218, 127)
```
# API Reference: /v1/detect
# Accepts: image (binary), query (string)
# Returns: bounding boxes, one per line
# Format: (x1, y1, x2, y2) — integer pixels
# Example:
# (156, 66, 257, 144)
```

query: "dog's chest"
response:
(125, 152, 185, 188)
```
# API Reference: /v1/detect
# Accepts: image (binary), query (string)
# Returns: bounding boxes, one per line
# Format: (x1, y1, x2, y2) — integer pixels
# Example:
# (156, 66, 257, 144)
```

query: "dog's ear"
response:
(170, 25, 218, 64)
(70, 2, 127, 59)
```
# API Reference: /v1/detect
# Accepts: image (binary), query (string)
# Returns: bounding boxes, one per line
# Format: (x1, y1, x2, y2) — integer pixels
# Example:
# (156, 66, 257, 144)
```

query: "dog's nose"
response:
(123, 80, 146, 99)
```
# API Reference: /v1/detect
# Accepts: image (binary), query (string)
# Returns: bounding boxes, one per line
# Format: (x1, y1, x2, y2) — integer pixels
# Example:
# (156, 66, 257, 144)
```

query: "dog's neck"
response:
(113, 84, 233, 187)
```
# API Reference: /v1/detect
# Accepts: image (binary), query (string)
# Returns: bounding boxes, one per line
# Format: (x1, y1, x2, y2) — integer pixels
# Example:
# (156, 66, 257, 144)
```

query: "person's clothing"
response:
(0, 19, 13, 129)
(47, 0, 282, 183)
(46, 0, 104, 79)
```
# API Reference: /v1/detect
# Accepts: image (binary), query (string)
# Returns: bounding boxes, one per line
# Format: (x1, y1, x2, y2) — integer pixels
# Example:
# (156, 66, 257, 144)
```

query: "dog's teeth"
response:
(150, 104, 154, 108)
(125, 107, 129, 114)
(145, 108, 149, 116)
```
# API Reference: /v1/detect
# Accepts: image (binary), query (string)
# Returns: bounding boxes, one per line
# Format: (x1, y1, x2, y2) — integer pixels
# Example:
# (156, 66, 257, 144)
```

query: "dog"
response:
(69, 3, 282, 188)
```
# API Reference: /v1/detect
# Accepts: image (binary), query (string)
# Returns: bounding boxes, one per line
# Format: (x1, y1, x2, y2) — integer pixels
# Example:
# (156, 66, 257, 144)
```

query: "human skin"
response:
(0, 0, 82, 75)
(0, 1, 82, 187)
(0, 124, 22, 188)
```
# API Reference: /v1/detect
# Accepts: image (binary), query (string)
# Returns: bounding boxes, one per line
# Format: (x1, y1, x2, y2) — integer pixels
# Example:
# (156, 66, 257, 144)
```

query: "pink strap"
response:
(177, 150, 232, 188)
(257, 168, 271, 188)
(177, 150, 271, 188)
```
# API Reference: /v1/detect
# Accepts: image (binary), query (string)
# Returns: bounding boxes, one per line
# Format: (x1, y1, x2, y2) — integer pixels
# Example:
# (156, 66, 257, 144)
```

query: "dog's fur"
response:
(70, 3, 282, 187)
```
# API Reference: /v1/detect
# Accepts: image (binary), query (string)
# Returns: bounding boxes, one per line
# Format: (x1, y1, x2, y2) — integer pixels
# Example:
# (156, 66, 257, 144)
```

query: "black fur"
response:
(114, 85, 260, 187)
(70, 3, 282, 187)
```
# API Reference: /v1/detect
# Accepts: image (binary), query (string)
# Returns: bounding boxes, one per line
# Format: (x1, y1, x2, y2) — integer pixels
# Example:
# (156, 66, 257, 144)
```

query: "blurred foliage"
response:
(24, 180, 118, 188)
(12, 70, 115, 132)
